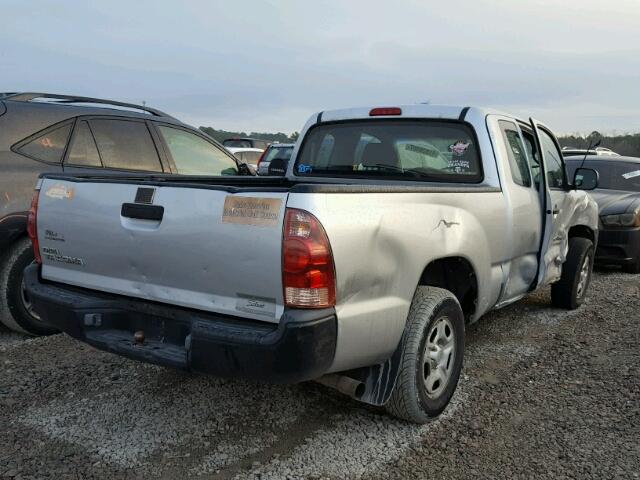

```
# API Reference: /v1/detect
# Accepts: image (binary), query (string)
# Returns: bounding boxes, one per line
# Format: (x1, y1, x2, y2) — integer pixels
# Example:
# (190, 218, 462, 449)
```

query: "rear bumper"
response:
(24, 265, 336, 383)
(595, 228, 640, 265)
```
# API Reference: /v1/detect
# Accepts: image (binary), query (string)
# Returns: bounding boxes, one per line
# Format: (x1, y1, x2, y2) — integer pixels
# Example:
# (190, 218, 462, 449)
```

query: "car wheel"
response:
(0, 237, 57, 336)
(385, 286, 464, 423)
(551, 237, 594, 310)
(622, 259, 640, 274)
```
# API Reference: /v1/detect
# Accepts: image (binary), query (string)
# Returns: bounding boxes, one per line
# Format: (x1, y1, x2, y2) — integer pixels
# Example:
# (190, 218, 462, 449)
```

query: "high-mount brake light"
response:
(369, 107, 402, 116)
(27, 191, 41, 264)
(282, 208, 336, 308)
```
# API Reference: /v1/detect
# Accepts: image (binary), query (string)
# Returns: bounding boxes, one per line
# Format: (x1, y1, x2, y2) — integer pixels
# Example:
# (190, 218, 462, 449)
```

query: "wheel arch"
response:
(417, 256, 478, 322)
(568, 224, 596, 245)
(0, 212, 28, 256)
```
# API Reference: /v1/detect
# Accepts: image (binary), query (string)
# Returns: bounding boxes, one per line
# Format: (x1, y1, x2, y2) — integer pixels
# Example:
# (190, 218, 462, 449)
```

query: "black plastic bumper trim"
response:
(595, 228, 640, 265)
(23, 265, 336, 383)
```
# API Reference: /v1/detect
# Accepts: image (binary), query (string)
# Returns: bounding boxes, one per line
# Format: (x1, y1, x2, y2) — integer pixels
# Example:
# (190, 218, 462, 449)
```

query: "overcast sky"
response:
(2, 0, 639, 135)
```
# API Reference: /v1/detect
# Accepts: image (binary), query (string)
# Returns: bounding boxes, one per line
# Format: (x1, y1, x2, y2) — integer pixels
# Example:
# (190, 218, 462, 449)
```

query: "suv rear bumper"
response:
(24, 265, 336, 383)
(595, 228, 640, 266)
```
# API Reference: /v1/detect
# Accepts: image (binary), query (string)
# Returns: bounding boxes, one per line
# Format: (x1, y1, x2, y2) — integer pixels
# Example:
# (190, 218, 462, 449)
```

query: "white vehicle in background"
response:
(226, 147, 264, 173)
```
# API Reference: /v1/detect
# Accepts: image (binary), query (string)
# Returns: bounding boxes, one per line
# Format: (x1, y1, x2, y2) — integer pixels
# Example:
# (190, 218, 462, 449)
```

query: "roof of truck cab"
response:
(316, 105, 515, 123)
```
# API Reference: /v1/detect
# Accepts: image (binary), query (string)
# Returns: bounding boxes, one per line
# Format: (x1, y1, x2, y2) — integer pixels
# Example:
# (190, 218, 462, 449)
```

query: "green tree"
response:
(199, 126, 299, 144)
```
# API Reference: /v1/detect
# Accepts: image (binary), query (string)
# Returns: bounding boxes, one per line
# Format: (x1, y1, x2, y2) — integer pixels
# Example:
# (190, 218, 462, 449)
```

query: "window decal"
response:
(448, 140, 471, 156)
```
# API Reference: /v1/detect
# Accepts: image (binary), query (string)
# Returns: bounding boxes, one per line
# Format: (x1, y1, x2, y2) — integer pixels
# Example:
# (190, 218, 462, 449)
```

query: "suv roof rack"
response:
(1, 92, 174, 119)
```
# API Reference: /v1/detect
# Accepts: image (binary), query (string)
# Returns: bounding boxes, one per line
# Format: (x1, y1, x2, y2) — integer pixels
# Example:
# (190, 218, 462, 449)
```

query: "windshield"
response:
(295, 120, 482, 182)
(567, 160, 640, 192)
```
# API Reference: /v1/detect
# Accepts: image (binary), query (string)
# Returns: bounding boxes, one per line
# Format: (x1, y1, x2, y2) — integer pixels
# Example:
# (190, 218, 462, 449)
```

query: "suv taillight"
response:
(283, 208, 335, 308)
(27, 191, 41, 264)
(256, 148, 268, 168)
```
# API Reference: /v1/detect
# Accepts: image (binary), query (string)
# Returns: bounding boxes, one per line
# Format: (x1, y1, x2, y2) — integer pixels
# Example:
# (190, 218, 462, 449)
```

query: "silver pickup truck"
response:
(24, 105, 599, 423)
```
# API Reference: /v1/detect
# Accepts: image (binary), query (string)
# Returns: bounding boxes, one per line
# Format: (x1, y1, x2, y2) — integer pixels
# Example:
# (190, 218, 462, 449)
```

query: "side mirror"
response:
(573, 167, 598, 190)
(267, 158, 288, 176)
(237, 162, 255, 176)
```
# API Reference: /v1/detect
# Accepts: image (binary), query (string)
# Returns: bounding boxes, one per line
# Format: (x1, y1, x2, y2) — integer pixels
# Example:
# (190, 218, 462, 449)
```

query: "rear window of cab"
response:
(294, 120, 482, 183)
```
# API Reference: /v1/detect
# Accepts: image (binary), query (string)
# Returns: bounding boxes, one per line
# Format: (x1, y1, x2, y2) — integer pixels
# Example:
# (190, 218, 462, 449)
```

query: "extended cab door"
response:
(488, 115, 542, 304)
(530, 119, 573, 286)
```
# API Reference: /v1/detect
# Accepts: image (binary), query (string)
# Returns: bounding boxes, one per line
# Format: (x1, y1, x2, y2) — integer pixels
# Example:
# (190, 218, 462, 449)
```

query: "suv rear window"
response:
(17, 123, 72, 163)
(295, 120, 482, 182)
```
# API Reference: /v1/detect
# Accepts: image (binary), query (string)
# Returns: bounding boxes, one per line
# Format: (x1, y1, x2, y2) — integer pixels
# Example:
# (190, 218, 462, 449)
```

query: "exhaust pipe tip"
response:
(315, 374, 365, 400)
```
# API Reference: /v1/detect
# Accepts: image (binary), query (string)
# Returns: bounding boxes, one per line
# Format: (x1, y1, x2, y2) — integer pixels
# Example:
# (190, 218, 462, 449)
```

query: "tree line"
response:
(200, 126, 640, 157)
(199, 126, 298, 144)
(558, 131, 640, 157)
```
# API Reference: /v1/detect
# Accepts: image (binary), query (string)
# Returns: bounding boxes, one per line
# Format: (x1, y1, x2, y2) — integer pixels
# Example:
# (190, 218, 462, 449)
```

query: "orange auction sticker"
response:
(222, 196, 282, 227)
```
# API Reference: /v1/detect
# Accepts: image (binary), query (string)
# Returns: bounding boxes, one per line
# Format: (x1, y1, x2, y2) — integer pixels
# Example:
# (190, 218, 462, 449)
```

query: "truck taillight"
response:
(27, 191, 41, 264)
(282, 208, 336, 308)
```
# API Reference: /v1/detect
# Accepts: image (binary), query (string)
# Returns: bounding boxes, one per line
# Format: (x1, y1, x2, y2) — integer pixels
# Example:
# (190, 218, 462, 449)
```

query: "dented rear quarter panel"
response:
(287, 189, 508, 372)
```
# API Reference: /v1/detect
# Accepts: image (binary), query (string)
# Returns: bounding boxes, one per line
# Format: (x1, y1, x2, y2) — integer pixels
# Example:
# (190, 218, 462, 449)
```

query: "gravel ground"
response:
(0, 324, 27, 347)
(0, 270, 638, 479)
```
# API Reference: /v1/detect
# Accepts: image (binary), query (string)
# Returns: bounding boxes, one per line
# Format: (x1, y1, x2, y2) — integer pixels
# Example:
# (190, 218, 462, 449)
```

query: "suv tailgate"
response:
(36, 178, 288, 323)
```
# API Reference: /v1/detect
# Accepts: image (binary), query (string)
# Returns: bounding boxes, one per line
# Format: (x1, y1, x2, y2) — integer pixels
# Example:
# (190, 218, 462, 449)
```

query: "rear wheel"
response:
(385, 287, 464, 423)
(551, 237, 594, 310)
(0, 237, 57, 336)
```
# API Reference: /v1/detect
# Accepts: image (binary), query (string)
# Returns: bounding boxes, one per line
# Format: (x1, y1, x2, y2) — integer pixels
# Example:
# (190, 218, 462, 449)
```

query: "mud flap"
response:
(346, 336, 405, 406)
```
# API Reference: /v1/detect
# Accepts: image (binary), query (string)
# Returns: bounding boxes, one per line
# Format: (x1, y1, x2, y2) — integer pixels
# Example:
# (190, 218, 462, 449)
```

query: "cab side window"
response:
(499, 120, 531, 187)
(89, 119, 163, 172)
(538, 129, 565, 189)
(520, 130, 541, 190)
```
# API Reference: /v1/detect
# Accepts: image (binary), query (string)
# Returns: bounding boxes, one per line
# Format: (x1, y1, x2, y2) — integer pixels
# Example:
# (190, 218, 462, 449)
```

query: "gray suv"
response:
(0, 92, 244, 335)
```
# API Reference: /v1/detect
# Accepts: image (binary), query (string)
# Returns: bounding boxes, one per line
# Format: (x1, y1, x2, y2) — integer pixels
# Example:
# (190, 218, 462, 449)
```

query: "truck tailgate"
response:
(36, 178, 288, 323)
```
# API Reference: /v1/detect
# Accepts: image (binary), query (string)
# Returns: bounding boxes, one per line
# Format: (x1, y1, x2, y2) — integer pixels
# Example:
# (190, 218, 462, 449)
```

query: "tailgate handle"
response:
(121, 203, 164, 221)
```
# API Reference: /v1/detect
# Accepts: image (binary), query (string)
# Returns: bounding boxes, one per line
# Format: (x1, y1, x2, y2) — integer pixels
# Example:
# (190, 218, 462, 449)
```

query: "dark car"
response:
(0, 92, 244, 335)
(566, 156, 640, 273)
(256, 143, 295, 175)
(222, 137, 270, 150)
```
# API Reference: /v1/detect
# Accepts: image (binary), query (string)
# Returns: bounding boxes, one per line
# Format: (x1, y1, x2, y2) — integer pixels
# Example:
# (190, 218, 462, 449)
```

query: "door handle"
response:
(121, 203, 164, 221)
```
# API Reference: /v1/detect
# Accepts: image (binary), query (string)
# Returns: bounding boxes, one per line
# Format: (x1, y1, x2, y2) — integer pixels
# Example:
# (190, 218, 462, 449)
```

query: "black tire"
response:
(0, 237, 57, 336)
(622, 259, 640, 274)
(551, 237, 594, 310)
(385, 286, 464, 424)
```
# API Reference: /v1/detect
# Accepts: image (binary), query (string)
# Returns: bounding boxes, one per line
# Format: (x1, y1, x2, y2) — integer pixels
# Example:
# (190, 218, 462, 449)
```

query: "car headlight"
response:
(601, 212, 640, 227)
